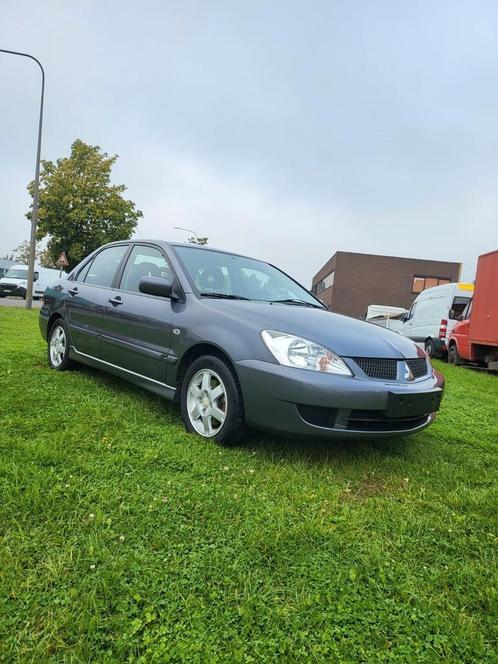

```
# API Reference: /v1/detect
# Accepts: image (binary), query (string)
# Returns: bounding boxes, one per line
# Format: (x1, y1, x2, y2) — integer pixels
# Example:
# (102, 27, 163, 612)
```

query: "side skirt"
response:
(69, 347, 177, 400)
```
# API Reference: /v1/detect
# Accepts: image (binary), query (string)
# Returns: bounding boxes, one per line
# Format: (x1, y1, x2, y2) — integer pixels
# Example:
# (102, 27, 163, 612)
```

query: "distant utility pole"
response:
(173, 226, 199, 241)
(0, 48, 45, 310)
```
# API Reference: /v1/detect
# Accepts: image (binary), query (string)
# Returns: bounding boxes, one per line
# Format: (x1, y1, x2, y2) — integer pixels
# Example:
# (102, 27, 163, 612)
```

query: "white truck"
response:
(398, 282, 474, 358)
(0, 263, 62, 300)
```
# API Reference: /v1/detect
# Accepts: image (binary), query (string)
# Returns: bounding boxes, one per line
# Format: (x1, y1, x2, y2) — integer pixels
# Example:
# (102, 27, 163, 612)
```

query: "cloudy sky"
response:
(1, 0, 497, 284)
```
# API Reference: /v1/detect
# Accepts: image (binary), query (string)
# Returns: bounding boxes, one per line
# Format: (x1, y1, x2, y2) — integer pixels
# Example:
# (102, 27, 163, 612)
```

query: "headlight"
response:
(261, 330, 353, 376)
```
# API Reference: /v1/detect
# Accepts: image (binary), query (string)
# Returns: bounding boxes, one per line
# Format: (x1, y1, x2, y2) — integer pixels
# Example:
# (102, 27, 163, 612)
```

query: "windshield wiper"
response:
(200, 292, 250, 300)
(271, 298, 324, 309)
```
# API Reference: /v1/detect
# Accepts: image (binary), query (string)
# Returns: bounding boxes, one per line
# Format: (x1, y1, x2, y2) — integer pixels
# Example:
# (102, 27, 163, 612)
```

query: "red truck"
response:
(448, 250, 498, 370)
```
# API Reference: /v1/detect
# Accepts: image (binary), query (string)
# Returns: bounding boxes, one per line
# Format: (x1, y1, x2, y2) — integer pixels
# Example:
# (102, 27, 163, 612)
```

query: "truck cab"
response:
(448, 250, 498, 370)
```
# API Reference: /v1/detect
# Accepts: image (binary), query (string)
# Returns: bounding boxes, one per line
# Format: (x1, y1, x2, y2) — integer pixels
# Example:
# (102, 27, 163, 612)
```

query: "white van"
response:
(398, 282, 474, 358)
(0, 263, 62, 300)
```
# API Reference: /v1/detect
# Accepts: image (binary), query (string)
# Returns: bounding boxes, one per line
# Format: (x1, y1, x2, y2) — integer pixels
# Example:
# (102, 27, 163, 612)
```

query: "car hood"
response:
(205, 300, 424, 359)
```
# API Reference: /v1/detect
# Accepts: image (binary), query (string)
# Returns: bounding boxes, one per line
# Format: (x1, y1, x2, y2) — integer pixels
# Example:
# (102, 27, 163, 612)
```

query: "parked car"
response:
(0, 263, 62, 300)
(366, 305, 408, 332)
(398, 282, 474, 358)
(448, 250, 498, 370)
(39, 241, 444, 444)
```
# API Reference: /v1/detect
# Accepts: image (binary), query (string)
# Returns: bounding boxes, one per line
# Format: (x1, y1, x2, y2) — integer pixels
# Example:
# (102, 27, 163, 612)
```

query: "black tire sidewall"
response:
(48, 319, 72, 371)
(425, 340, 433, 357)
(180, 355, 244, 445)
(448, 345, 459, 365)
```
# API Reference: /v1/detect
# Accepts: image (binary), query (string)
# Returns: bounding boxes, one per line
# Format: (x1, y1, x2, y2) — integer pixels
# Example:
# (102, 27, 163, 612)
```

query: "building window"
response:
(314, 270, 335, 294)
(412, 275, 451, 293)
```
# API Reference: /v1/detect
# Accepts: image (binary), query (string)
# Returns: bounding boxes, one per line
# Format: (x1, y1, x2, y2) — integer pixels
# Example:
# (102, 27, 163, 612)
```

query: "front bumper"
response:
(0, 284, 26, 298)
(235, 359, 444, 439)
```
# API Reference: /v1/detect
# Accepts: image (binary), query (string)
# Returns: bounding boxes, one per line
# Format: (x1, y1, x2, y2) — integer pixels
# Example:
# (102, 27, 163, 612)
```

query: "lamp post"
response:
(173, 226, 199, 241)
(0, 48, 45, 310)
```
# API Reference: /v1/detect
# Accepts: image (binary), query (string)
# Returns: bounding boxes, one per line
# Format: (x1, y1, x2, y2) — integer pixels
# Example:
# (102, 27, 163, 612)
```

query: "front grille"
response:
(353, 357, 429, 381)
(354, 358, 398, 380)
(406, 358, 429, 379)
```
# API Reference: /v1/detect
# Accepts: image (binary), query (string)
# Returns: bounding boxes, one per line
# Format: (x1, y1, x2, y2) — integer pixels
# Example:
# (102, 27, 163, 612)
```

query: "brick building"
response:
(311, 251, 461, 318)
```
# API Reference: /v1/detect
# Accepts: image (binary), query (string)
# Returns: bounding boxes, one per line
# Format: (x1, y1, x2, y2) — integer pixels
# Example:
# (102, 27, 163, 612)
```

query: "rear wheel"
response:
(424, 338, 434, 358)
(48, 319, 74, 371)
(180, 355, 245, 446)
(448, 344, 462, 366)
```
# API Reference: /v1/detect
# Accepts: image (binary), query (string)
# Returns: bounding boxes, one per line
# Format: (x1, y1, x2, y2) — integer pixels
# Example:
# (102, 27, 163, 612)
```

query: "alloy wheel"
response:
(186, 368, 227, 437)
(49, 325, 66, 368)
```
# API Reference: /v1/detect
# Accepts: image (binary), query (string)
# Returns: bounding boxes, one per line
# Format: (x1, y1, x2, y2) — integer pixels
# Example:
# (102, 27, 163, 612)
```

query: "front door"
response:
(100, 244, 175, 384)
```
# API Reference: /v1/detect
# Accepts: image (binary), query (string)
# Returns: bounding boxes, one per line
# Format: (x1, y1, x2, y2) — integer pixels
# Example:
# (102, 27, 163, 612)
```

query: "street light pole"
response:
(0, 48, 45, 310)
(173, 226, 199, 241)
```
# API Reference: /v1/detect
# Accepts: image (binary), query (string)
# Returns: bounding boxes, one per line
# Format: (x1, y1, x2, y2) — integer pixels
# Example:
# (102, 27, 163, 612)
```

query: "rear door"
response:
(64, 244, 128, 357)
(100, 243, 176, 383)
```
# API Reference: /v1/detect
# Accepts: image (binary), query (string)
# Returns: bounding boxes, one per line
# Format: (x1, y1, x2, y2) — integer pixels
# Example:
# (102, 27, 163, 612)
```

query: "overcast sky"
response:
(1, 0, 497, 284)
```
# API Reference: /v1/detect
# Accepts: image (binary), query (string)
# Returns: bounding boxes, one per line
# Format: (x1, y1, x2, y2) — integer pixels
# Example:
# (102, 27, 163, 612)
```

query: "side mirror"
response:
(399, 312, 408, 322)
(139, 276, 175, 298)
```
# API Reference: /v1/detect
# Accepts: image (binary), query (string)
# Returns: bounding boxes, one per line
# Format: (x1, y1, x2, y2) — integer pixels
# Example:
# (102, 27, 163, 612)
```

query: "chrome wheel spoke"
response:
(210, 405, 226, 424)
(201, 371, 210, 392)
(202, 414, 213, 436)
(210, 384, 224, 401)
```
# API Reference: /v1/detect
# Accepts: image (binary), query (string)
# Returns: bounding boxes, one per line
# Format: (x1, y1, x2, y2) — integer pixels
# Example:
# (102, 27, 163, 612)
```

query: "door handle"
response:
(68, 286, 79, 296)
(108, 295, 123, 306)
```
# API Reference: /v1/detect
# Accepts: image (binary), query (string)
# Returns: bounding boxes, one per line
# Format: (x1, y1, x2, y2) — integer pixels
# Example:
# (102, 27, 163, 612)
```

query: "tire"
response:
(47, 318, 75, 371)
(180, 355, 245, 446)
(448, 344, 462, 366)
(424, 338, 434, 358)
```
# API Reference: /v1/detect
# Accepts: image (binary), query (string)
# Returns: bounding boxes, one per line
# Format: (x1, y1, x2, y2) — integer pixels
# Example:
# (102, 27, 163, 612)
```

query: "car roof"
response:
(102, 239, 265, 263)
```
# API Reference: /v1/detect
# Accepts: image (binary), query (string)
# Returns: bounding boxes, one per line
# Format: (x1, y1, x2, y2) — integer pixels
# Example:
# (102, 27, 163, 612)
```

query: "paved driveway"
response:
(0, 297, 42, 308)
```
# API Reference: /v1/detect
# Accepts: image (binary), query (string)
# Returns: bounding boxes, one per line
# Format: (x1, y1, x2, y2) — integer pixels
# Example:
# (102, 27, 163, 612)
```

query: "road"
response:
(0, 297, 42, 308)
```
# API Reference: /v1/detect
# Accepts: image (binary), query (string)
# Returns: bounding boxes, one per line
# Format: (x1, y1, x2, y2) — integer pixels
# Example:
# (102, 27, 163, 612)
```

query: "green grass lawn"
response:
(0, 308, 497, 663)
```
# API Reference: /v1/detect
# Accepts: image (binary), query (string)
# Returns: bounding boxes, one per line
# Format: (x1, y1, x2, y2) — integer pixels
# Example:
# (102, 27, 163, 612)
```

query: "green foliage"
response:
(188, 236, 208, 245)
(27, 140, 143, 270)
(0, 308, 497, 662)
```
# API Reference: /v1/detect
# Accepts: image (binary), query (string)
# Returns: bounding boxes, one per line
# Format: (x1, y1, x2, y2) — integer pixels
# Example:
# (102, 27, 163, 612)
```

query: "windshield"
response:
(174, 246, 324, 307)
(4, 268, 28, 280)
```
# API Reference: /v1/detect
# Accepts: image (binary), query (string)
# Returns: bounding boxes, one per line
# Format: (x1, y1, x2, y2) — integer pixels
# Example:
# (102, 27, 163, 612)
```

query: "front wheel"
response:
(448, 344, 462, 366)
(48, 319, 74, 371)
(180, 355, 245, 446)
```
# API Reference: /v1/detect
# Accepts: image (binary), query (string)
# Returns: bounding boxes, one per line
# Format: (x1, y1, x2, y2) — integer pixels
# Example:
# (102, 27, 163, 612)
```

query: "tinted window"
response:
(120, 245, 172, 293)
(83, 245, 127, 287)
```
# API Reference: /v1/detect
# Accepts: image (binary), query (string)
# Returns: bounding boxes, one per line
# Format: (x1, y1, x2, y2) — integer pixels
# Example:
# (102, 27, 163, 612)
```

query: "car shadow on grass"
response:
(242, 428, 426, 466)
(75, 365, 427, 466)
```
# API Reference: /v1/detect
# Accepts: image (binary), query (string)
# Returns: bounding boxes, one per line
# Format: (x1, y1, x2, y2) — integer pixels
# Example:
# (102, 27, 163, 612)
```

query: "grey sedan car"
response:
(39, 240, 444, 444)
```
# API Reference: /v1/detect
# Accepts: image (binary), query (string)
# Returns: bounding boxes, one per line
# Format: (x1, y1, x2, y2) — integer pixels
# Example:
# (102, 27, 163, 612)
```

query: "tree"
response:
(27, 139, 143, 271)
(188, 236, 208, 245)
(13, 240, 40, 264)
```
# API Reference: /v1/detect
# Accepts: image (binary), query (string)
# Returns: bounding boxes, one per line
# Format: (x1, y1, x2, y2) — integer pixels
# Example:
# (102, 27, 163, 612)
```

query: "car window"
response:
(450, 296, 471, 320)
(82, 245, 127, 287)
(119, 245, 172, 293)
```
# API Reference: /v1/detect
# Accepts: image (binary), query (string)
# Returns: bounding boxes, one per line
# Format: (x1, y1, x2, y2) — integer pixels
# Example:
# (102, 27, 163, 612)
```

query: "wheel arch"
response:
(174, 342, 238, 400)
(47, 312, 64, 336)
